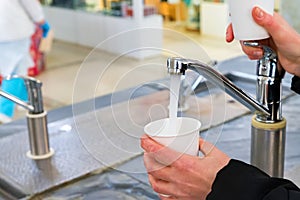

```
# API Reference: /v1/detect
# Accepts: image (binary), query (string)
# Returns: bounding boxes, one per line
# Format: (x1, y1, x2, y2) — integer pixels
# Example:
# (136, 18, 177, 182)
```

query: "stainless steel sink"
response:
(0, 89, 169, 199)
(36, 69, 300, 199)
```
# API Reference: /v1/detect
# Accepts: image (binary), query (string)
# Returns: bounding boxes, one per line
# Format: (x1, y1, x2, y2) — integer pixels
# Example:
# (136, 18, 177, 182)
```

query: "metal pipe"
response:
(0, 90, 34, 111)
(251, 116, 286, 177)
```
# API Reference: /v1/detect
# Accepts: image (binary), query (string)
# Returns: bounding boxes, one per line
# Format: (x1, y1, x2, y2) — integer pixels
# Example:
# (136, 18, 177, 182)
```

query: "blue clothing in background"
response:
(0, 38, 32, 119)
(0, 78, 28, 117)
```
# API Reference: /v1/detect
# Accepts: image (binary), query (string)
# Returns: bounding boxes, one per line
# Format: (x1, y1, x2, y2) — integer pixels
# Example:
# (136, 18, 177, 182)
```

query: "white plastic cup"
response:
(228, 0, 274, 40)
(144, 117, 201, 156)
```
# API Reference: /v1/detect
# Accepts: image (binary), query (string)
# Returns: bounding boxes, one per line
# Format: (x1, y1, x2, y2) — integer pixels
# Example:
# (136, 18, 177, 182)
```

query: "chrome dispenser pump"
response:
(0, 76, 54, 160)
(166, 43, 286, 177)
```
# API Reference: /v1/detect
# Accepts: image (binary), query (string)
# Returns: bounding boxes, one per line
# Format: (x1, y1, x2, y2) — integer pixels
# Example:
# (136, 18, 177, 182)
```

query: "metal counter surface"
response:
(0, 85, 161, 200)
(32, 93, 300, 200)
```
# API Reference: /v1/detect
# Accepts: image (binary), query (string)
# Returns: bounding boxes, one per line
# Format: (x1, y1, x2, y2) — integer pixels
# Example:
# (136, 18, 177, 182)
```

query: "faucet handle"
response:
(243, 41, 275, 58)
(243, 41, 284, 79)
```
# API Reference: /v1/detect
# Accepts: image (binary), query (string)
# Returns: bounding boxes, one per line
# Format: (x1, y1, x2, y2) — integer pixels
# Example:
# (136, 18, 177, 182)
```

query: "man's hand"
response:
(141, 135, 230, 200)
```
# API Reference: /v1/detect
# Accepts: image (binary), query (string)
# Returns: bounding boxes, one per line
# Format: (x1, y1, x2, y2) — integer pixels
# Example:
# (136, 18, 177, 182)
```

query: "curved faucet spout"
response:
(0, 90, 34, 111)
(0, 75, 44, 114)
(167, 57, 270, 117)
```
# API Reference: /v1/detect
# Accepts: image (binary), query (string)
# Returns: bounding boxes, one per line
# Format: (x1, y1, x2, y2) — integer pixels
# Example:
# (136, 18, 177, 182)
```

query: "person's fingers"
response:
(148, 174, 168, 194)
(199, 138, 230, 167)
(252, 7, 281, 36)
(199, 138, 217, 156)
(199, 138, 228, 158)
(252, 7, 297, 43)
(226, 23, 234, 42)
(141, 135, 172, 167)
(225, 20, 264, 59)
(143, 151, 169, 172)
(148, 174, 179, 199)
(240, 41, 264, 60)
(141, 134, 184, 166)
(159, 195, 177, 200)
(252, 6, 300, 53)
(141, 134, 163, 152)
(144, 152, 177, 183)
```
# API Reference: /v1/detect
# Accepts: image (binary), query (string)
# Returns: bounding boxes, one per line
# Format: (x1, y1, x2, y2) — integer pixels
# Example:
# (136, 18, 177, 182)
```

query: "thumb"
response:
(252, 7, 279, 35)
(199, 138, 230, 166)
(199, 138, 218, 156)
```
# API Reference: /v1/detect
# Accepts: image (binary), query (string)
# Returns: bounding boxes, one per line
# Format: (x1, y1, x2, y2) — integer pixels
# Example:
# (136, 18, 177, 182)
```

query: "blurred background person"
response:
(0, 0, 50, 124)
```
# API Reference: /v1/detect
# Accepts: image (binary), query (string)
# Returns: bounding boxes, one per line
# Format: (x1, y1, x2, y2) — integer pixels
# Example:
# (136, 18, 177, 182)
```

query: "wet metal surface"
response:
(35, 94, 300, 200)
(0, 91, 168, 198)
(35, 170, 159, 200)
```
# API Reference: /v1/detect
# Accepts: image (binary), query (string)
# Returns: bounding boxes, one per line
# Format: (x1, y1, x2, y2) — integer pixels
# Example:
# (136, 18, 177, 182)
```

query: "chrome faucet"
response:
(166, 43, 286, 177)
(0, 76, 54, 160)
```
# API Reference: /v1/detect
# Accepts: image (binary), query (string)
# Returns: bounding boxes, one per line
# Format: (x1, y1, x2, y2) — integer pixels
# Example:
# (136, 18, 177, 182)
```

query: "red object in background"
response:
(126, 5, 157, 17)
(28, 26, 46, 76)
(0, 27, 44, 86)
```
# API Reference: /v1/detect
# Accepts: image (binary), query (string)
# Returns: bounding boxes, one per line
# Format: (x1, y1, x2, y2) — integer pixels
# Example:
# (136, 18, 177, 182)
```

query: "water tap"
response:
(0, 76, 53, 160)
(166, 43, 286, 177)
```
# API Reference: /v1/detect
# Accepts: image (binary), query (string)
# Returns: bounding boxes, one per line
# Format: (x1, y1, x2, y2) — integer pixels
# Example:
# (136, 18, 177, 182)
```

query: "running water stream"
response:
(169, 74, 181, 133)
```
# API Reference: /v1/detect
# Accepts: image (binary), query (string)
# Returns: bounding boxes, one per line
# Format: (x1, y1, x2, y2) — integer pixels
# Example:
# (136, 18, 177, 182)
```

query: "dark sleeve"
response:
(291, 76, 300, 95)
(207, 159, 300, 200)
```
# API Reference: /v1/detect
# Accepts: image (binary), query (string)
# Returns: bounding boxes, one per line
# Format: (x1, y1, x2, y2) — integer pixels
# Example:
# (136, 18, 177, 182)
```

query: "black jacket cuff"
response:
(207, 159, 300, 200)
(291, 76, 300, 95)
